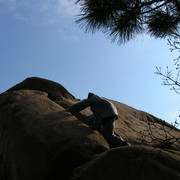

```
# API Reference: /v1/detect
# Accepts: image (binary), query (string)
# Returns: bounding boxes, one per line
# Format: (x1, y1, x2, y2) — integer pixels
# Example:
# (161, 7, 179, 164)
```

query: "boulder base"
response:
(71, 146, 180, 180)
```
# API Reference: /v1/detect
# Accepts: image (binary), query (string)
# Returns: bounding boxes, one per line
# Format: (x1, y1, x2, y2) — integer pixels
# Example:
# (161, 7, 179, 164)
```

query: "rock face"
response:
(0, 89, 108, 180)
(0, 77, 180, 180)
(71, 146, 180, 180)
(109, 99, 180, 148)
(7, 77, 75, 101)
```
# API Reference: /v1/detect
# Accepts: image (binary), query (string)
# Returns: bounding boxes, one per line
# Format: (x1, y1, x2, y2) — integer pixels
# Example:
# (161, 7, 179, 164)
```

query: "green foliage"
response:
(76, 0, 180, 43)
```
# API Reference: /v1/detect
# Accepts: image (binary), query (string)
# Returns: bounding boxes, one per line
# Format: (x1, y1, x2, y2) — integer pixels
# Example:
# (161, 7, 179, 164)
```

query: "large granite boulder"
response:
(0, 77, 180, 180)
(5, 77, 180, 149)
(71, 146, 180, 180)
(0, 90, 109, 180)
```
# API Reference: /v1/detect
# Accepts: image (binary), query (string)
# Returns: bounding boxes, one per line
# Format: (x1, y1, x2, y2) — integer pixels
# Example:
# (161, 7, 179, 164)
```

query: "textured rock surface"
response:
(0, 77, 180, 180)
(71, 146, 180, 180)
(4, 77, 180, 148)
(7, 77, 75, 101)
(110, 99, 180, 148)
(0, 90, 109, 180)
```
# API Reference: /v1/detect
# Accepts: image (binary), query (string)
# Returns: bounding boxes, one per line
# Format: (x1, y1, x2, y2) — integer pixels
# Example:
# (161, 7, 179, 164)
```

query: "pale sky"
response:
(0, 0, 180, 126)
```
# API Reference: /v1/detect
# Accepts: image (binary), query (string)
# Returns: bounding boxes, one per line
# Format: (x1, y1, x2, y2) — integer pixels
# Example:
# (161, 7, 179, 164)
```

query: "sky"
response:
(0, 0, 180, 126)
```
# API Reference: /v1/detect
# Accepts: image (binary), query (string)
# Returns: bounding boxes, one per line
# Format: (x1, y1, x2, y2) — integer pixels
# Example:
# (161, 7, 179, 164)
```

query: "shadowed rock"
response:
(71, 146, 180, 180)
(0, 77, 180, 180)
(7, 77, 75, 101)
(4, 77, 180, 149)
(0, 90, 109, 180)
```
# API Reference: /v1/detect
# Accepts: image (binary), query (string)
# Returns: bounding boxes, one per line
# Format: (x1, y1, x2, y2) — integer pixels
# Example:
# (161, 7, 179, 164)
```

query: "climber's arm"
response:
(68, 99, 91, 114)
